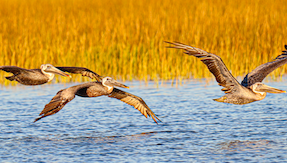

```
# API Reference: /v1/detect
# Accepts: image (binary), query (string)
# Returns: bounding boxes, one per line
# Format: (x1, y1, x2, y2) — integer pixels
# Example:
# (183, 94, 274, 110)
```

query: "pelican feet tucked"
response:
(34, 77, 161, 123)
(166, 41, 287, 105)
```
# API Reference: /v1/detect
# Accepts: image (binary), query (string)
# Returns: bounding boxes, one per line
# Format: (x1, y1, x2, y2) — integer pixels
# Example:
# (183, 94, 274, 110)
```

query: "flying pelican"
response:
(0, 64, 102, 85)
(166, 42, 287, 105)
(34, 77, 161, 123)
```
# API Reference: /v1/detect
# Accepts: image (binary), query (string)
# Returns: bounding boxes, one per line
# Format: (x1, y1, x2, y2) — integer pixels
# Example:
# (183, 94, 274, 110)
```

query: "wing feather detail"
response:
(0, 66, 34, 74)
(34, 89, 75, 122)
(166, 41, 242, 93)
(56, 67, 102, 81)
(241, 45, 287, 87)
(108, 88, 161, 123)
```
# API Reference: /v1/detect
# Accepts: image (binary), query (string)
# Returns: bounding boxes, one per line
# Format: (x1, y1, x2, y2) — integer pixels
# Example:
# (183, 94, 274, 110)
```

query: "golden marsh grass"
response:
(0, 0, 286, 85)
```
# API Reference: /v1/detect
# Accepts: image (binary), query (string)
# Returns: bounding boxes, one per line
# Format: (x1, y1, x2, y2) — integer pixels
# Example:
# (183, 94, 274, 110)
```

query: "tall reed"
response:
(0, 0, 286, 85)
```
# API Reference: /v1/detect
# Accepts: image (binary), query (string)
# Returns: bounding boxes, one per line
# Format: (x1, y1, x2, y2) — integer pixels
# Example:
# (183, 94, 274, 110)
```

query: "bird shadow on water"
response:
(9, 130, 197, 145)
(215, 139, 275, 153)
(1, 79, 287, 162)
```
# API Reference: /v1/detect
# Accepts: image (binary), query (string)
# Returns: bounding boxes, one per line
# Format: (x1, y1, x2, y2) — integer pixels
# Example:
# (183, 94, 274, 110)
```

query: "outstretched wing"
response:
(166, 41, 242, 93)
(34, 89, 75, 122)
(56, 67, 102, 81)
(108, 88, 161, 123)
(241, 45, 287, 87)
(0, 66, 34, 74)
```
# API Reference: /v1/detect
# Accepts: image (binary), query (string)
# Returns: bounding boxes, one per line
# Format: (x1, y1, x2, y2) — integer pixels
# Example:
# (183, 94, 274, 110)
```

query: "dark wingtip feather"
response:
(273, 45, 287, 60)
(149, 112, 162, 124)
(164, 41, 179, 48)
(154, 115, 162, 124)
(275, 45, 287, 59)
(164, 41, 173, 44)
(33, 117, 42, 123)
(152, 116, 159, 124)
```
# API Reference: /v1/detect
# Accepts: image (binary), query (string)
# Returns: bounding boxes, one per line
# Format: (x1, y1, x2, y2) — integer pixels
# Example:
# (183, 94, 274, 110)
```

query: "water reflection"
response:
(218, 140, 274, 152)
(0, 79, 287, 162)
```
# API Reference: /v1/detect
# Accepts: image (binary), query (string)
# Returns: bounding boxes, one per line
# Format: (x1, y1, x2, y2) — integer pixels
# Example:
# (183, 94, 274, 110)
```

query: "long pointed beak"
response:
(112, 81, 129, 89)
(45, 67, 72, 78)
(256, 84, 286, 94)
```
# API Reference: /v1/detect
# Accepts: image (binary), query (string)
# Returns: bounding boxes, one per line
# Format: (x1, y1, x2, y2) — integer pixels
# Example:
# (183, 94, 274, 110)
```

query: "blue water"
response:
(1, 78, 287, 162)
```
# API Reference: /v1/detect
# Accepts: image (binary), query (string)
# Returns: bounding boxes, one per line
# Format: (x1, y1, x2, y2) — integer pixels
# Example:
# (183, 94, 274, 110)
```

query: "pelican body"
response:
(34, 77, 160, 123)
(214, 82, 283, 105)
(0, 64, 71, 85)
(0, 64, 102, 85)
(167, 42, 287, 105)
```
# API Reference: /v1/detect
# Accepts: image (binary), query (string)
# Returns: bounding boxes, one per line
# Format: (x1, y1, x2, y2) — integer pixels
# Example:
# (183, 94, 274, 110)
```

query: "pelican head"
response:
(40, 64, 71, 81)
(102, 77, 129, 90)
(250, 82, 286, 95)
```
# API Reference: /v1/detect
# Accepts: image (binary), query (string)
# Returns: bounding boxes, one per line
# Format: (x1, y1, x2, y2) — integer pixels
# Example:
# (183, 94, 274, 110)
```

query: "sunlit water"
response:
(1, 78, 287, 162)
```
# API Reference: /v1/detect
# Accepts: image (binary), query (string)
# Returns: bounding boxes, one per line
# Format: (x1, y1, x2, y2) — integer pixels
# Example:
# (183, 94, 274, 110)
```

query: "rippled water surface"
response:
(1, 78, 287, 162)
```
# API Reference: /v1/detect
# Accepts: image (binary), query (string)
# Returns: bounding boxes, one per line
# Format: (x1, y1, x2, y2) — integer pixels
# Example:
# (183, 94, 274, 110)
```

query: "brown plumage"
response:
(56, 67, 102, 81)
(0, 64, 71, 85)
(34, 77, 161, 123)
(241, 45, 287, 87)
(0, 64, 102, 85)
(166, 42, 287, 105)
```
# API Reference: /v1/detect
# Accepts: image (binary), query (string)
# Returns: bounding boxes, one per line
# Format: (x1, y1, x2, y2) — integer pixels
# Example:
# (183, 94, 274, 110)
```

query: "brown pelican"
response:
(166, 42, 287, 105)
(34, 77, 161, 123)
(0, 64, 102, 85)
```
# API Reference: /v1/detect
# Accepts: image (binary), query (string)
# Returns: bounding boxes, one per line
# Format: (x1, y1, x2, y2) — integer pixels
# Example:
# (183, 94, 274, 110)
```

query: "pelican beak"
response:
(112, 81, 129, 89)
(256, 84, 286, 94)
(45, 67, 71, 78)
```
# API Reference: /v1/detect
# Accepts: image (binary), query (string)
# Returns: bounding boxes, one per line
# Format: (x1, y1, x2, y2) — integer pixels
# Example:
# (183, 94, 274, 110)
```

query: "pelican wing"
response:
(166, 41, 241, 93)
(241, 45, 287, 87)
(34, 89, 75, 122)
(108, 88, 161, 123)
(0, 66, 34, 74)
(56, 67, 102, 81)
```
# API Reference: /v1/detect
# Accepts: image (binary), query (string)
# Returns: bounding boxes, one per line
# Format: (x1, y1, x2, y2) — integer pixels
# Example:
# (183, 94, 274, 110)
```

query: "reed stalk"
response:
(0, 0, 286, 85)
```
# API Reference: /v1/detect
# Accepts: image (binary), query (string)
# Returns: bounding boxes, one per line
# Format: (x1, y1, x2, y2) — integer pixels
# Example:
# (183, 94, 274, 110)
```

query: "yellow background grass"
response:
(0, 0, 286, 85)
